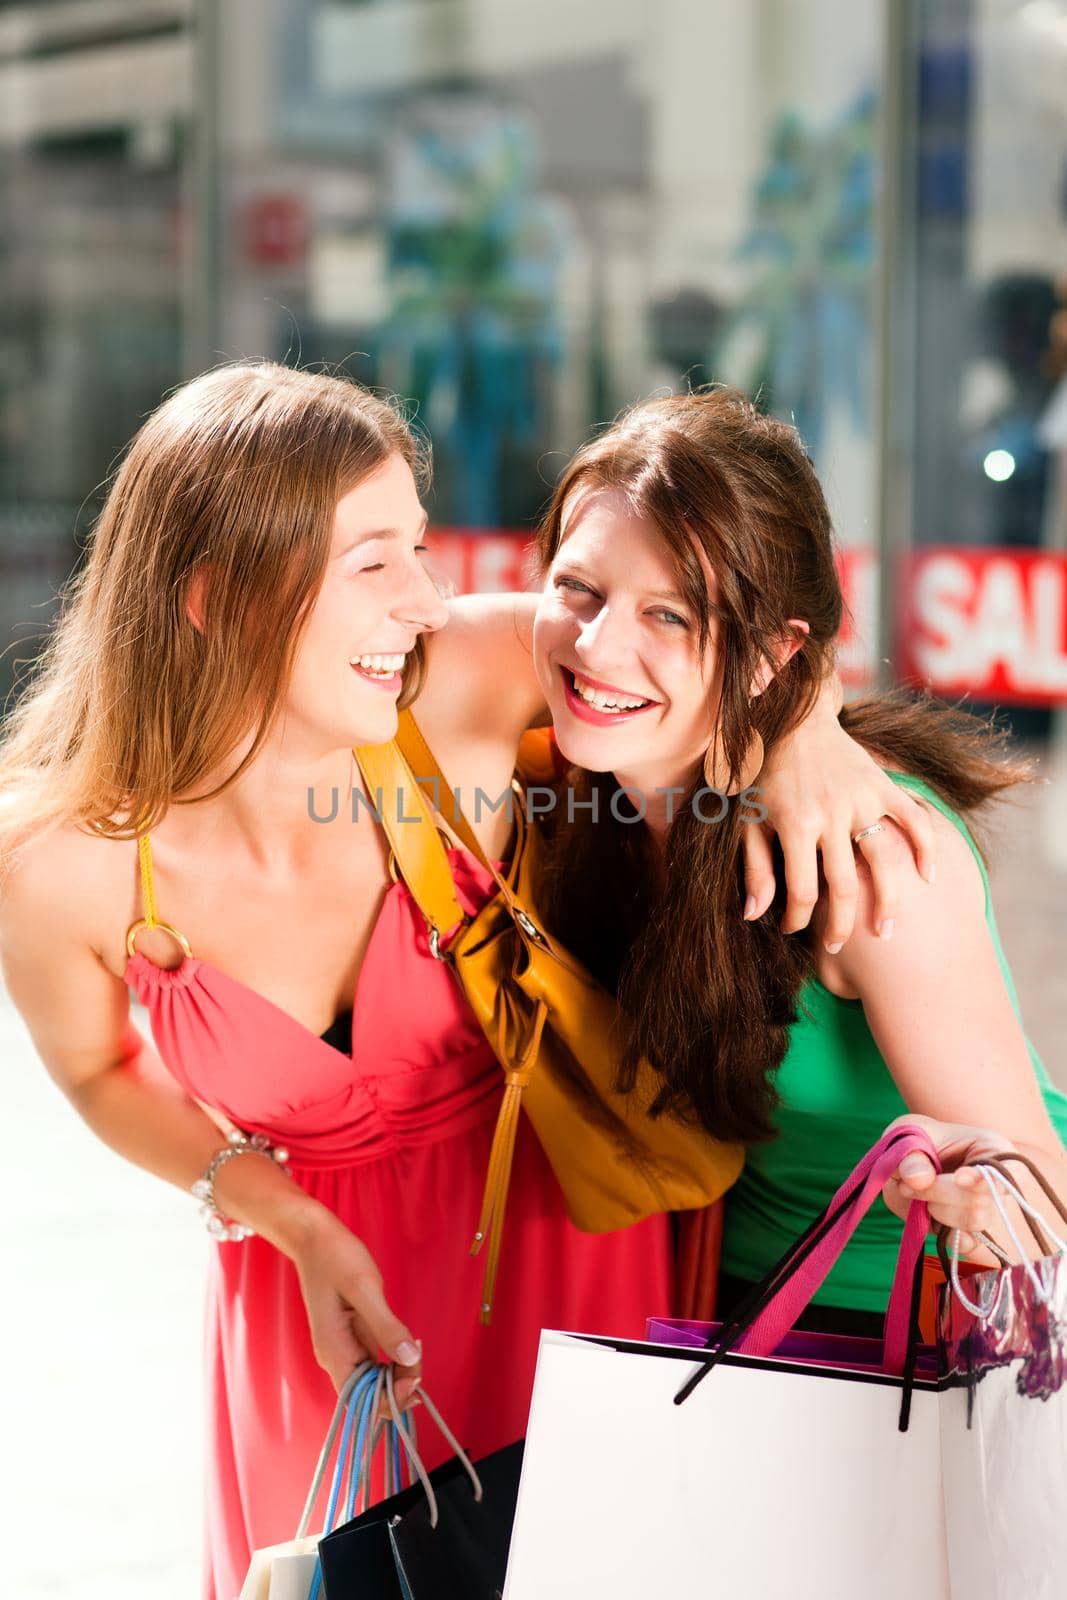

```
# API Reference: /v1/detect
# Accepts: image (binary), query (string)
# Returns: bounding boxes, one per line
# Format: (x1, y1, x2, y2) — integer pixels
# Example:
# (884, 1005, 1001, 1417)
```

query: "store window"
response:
(901, 0, 1067, 717)
(0, 0, 192, 703)
(219, 0, 884, 659)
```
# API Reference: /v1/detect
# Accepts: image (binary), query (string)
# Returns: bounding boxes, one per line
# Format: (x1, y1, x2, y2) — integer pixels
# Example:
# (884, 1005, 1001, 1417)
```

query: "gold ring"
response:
(126, 918, 194, 960)
(852, 821, 887, 846)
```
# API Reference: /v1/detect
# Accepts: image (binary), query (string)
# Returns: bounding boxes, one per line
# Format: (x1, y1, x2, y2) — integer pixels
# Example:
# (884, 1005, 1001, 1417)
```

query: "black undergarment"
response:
(319, 1007, 354, 1054)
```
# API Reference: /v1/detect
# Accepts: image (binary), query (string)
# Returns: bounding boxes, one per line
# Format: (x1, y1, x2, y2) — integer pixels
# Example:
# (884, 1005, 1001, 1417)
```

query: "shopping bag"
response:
(389, 1439, 524, 1599)
(505, 1130, 1067, 1600)
(936, 1157, 1067, 1600)
(318, 1440, 523, 1599)
(506, 1126, 947, 1600)
(239, 1536, 321, 1600)
(239, 1362, 423, 1600)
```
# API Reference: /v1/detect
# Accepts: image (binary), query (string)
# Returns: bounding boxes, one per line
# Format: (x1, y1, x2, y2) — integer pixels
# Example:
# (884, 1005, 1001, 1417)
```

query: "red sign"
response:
(899, 547, 1067, 706)
(431, 529, 534, 595)
(835, 546, 879, 689)
(243, 195, 308, 268)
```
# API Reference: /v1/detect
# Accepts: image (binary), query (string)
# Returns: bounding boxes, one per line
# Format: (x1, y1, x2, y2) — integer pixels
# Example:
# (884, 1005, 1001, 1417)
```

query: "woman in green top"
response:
(528, 386, 1067, 1329)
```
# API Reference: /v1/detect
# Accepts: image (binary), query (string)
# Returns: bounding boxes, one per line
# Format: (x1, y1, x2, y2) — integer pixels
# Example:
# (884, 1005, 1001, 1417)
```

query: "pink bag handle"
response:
(673, 1127, 941, 1411)
(735, 1125, 939, 1373)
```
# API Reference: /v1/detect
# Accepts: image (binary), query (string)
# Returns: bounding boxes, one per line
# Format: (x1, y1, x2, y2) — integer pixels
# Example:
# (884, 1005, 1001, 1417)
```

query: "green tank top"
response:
(720, 772, 1067, 1313)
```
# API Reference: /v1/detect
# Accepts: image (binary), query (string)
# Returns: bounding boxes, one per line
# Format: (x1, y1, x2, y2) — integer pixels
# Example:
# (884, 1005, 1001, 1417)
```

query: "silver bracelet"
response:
(191, 1128, 291, 1241)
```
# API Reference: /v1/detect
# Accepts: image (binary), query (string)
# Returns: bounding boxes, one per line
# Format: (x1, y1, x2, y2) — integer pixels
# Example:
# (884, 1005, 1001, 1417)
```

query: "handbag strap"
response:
(354, 713, 554, 1323)
(394, 709, 488, 867)
(352, 732, 469, 956)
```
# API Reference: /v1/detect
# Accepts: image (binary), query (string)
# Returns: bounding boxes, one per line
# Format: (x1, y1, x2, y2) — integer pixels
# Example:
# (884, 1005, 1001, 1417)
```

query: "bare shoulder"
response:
(813, 793, 987, 999)
(1, 820, 129, 964)
(417, 591, 544, 745)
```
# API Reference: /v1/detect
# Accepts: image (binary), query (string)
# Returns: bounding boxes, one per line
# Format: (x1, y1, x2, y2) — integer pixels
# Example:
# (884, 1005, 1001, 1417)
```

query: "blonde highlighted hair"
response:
(0, 361, 428, 870)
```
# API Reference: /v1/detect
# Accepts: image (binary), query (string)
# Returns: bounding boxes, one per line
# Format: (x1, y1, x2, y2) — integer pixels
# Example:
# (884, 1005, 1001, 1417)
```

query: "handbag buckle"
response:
(514, 908, 546, 947)
(427, 915, 468, 962)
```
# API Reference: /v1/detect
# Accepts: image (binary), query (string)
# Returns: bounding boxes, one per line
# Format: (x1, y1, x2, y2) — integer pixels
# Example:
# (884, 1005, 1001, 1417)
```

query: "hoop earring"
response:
(702, 729, 765, 796)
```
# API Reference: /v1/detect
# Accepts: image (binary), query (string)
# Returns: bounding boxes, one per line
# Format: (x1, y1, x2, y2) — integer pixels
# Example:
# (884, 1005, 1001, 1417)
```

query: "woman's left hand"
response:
(881, 1113, 1016, 1253)
(745, 677, 937, 948)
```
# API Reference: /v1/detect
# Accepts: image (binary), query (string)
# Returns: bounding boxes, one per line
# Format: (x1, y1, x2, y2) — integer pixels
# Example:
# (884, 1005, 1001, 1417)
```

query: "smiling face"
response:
(284, 452, 449, 749)
(533, 485, 721, 794)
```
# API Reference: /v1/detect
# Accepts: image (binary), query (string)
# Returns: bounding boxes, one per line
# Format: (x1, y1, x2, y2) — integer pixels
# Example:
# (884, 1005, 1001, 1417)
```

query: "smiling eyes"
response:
(357, 544, 431, 576)
(554, 574, 689, 629)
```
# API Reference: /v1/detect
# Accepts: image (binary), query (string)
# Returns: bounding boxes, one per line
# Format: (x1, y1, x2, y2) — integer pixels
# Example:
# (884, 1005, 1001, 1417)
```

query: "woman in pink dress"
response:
(0, 363, 941, 1598)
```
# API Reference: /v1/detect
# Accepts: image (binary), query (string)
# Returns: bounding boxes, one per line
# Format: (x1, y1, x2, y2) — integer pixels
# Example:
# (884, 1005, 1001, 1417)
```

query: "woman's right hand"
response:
(291, 1209, 422, 1403)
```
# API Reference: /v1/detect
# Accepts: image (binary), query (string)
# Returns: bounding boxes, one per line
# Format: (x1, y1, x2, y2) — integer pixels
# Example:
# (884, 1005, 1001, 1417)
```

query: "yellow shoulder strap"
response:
(393, 710, 488, 867)
(125, 832, 193, 960)
(136, 833, 160, 930)
(353, 729, 469, 955)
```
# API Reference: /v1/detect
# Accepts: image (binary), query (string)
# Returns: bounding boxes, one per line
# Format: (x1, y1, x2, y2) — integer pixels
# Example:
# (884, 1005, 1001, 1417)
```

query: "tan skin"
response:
(0, 454, 977, 1408)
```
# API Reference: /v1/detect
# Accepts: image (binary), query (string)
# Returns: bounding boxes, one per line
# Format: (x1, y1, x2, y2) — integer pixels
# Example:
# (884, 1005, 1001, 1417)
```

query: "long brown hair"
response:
(535, 389, 1031, 1144)
(0, 362, 429, 871)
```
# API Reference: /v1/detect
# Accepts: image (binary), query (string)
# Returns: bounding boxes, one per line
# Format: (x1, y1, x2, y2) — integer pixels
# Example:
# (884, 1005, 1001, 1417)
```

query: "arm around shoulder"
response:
(417, 591, 545, 746)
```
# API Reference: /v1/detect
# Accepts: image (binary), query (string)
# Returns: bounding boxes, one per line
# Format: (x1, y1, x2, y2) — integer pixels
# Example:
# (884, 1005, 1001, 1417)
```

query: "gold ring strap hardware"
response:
(128, 834, 193, 960)
(126, 918, 194, 960)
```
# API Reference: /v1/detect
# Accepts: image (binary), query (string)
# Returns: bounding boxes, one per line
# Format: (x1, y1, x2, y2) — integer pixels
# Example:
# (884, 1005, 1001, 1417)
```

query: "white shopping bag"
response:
(238, 1362, 394, 1600)
(238, 1537, 320, 1600)
(505, 1134, 1067, 1600)
(505, 1328, 948, 1600)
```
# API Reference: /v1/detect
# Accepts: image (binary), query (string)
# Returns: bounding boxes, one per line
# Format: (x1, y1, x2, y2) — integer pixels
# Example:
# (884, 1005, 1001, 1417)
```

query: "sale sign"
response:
(898, 547, 1067, 705)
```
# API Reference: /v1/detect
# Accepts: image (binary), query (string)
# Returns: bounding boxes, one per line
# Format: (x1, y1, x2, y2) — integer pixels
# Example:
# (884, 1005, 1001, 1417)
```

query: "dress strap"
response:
(125, 831, 194, 961)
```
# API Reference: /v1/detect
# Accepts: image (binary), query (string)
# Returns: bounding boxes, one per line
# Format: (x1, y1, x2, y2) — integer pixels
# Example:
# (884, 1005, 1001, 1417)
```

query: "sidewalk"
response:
(0, 1000, 205, 1599)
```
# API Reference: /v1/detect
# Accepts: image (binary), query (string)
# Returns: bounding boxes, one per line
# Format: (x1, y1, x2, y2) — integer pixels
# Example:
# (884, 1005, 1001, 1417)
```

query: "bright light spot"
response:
(983, 450, 1016, 483)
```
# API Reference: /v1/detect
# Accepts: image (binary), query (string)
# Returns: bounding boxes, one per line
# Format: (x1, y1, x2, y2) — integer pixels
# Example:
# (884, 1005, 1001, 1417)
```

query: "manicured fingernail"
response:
(396, 1341, 420, 1366)
(926, 863, 937, 884)
(879, 919, 895, 940)
(825, 941, 843, 955)
(900, 1156, 927, 1178)
(743, 895, 758, 920)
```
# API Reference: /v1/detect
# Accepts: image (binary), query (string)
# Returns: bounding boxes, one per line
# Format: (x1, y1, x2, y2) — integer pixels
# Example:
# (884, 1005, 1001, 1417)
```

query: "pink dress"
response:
(125, 840, 672, 1600)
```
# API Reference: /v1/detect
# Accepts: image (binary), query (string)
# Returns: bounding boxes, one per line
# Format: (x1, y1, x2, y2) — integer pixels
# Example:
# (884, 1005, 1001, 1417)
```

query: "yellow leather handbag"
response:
(355, 711, 744, 1322)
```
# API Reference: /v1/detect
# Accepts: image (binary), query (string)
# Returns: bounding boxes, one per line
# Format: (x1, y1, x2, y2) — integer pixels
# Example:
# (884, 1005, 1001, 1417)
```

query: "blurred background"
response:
(1, 0, 1065, 1593)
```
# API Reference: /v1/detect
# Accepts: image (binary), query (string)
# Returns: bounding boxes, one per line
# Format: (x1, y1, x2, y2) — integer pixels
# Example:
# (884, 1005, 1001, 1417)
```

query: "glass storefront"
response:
(0, 0, 192, 702)
(2, 1, 1064, 704)
(217, 0, 885, 664)
(902, 0, 1067, 725)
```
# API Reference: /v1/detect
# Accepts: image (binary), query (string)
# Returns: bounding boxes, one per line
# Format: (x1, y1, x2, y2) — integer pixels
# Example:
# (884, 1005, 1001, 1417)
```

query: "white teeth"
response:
(572, 673, 649, 712)
(351, 652, 406, 675)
